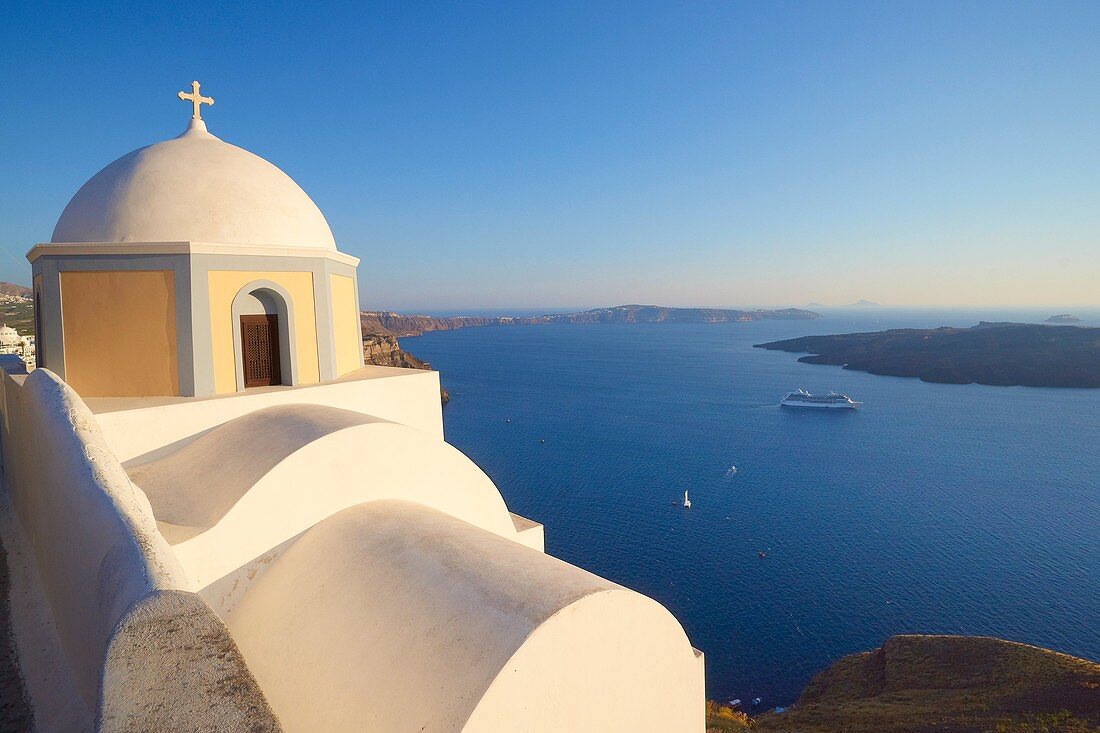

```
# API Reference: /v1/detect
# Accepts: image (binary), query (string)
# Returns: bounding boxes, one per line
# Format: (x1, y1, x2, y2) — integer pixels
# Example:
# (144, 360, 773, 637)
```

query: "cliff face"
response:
(361, 312, 505, 338)
(362, 334, 449, 402)
(363, 334, 429, 369)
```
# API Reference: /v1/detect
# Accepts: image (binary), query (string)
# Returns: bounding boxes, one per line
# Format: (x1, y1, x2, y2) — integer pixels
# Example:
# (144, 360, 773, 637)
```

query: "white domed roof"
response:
(51, 120, 337, 251)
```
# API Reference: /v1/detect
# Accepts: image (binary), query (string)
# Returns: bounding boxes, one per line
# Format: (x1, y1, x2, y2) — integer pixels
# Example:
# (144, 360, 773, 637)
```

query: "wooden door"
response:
(240, 314, 281, 388)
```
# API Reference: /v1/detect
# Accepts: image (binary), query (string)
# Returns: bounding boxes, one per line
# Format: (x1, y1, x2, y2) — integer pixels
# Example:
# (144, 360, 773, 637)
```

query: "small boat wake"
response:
(725, 465, 738, 477)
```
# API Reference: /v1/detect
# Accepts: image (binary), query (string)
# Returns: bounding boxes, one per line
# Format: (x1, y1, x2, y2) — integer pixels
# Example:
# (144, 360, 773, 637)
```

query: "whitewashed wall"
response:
(0, 367, 186, 708)
(0, 363, 280, 731)
(89, 366, 445, 465)
(227, 500, 706, 732)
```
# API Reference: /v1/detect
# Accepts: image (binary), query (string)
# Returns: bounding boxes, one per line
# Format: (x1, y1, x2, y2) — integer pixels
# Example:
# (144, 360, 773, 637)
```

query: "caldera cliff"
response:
(361, 333, 449, 402)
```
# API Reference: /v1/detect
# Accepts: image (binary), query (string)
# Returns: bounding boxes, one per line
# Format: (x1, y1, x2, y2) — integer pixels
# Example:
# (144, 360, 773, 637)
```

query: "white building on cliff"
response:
(0, 84, 704, 732)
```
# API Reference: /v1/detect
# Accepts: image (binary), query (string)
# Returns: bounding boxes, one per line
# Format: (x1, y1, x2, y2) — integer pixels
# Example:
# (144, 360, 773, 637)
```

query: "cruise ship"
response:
(780, 389, 861, 409)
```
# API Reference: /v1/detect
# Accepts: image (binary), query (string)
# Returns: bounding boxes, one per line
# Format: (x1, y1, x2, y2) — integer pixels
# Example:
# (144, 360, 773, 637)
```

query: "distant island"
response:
(755, 322, 1100, 388)
(1047, 314, 1081, 323)
(362, 304, 820, 338)
(849, 299, 879, 307)
(708, 635, 1100, 732)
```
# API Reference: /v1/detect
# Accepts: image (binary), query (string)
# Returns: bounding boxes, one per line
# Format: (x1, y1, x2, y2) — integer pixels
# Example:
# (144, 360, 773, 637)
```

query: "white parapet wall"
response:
(0, 366, 187, 709)
(87, 365, 445, 465)
(0, 360, 280, 732)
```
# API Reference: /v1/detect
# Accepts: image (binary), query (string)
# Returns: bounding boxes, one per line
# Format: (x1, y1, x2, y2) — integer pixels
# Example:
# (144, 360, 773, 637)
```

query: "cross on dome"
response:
(178, 81, 214, 120)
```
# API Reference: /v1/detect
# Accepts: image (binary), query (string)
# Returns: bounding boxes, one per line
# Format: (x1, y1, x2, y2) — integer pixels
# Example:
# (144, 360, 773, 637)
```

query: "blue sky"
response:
(2, 1, 1098, 310)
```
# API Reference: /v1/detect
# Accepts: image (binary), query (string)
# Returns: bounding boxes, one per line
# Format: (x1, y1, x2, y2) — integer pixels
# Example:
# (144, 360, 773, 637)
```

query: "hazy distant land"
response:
(756, 322, 1100, 388)
(361, 305, 816, 401)
(356, 301, 814, 402)
(362, 304, 819, 338)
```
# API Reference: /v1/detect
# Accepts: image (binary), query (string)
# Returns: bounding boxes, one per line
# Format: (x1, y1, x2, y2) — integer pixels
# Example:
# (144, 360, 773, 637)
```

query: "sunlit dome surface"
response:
(51, 121, 336, 251)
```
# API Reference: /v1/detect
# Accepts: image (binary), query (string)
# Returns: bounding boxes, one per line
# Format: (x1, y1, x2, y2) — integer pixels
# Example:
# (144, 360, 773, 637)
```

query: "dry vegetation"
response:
(706, 699, 754, 732)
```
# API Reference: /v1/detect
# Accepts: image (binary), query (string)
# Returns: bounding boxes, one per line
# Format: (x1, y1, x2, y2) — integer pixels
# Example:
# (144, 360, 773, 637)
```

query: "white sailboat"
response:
(682, 490, 691, 508)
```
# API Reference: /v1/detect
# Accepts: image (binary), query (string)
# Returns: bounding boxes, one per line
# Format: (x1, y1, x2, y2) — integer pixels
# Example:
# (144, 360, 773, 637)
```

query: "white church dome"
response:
(51, 120, 337, 251)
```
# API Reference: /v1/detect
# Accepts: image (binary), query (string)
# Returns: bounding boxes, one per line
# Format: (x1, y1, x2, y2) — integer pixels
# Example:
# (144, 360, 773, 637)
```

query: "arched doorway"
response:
(231, 284, 296, 390)
(240, 312, 281, 387)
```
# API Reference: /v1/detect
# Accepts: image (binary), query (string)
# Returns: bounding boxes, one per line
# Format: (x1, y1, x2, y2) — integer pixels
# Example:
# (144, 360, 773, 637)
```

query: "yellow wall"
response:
(60, 270, 178, 397)
(330, 274, 361, 376)
(208, 271, 319, 394)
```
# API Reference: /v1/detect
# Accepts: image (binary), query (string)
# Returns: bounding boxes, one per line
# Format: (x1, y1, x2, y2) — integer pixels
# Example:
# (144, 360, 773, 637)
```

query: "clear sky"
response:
(2, 1, 1098, 311)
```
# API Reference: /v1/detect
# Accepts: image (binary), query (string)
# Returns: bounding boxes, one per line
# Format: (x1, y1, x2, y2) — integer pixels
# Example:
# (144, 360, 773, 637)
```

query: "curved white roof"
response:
(51, 120, 337, 251)
(127, 403, 516, 588)
(227, 501, 702, 732)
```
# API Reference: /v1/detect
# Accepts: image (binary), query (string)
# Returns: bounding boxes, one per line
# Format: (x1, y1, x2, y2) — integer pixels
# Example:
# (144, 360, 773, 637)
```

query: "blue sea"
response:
(404, 308, 1100, 707)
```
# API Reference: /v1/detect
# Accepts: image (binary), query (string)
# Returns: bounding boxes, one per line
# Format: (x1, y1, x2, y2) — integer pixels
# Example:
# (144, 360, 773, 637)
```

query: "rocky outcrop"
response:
(363, 335, 429, 369)
(362, 335, 449, 403)
(754, 635, 1100, 733)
